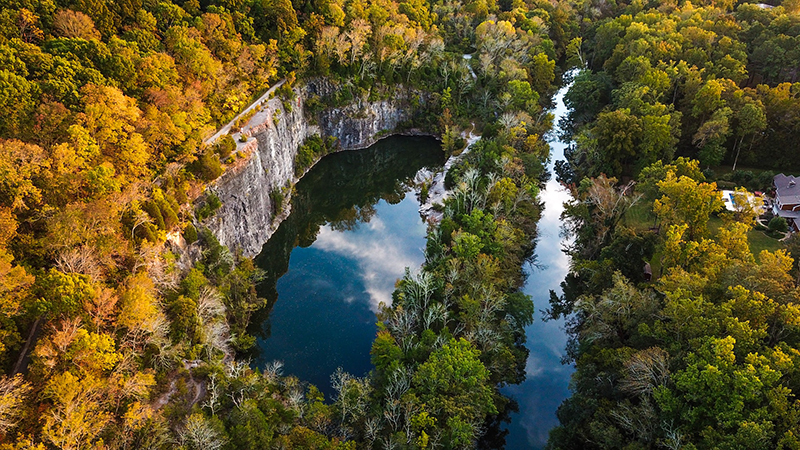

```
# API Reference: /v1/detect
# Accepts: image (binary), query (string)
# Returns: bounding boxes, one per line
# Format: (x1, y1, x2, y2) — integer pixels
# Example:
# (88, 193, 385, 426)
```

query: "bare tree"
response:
(52, 9, 100, 40)
(619, 347, 670, 396)
(178, 413, 226, 450)
(0, 374, 31, 433)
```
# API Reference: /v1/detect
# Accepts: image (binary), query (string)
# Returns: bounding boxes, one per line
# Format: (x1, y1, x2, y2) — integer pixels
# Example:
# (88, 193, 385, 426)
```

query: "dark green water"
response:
(251, 136, 445, 397)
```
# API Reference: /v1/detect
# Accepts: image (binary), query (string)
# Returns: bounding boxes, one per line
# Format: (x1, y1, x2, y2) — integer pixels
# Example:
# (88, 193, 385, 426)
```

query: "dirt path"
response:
(151, 361, 209, 411)
(203, 79, 286, 147)
(12, 315, 45, 375)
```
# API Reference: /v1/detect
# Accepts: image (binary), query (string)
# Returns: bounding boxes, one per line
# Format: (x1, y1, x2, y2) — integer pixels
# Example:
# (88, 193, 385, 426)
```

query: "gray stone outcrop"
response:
(201, 82, 426, 257)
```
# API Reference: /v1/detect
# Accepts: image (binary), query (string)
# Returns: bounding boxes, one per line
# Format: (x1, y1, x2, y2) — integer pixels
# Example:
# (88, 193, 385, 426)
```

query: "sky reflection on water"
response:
(253, 138, 441, 398)
(313, 196, 428, 311)
(503, 81, 575, 449)
(255, 194, 427, 397)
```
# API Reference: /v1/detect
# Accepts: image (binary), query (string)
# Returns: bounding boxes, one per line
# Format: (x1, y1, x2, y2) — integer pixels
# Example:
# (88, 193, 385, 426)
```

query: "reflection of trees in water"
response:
(329, 203, 377, 232)
(246, 136, 444, 344)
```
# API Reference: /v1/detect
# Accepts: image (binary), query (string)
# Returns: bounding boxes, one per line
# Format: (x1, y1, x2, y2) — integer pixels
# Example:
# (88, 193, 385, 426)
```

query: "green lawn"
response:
(747, 228, 785, 256)
(623, 200, 658, 232)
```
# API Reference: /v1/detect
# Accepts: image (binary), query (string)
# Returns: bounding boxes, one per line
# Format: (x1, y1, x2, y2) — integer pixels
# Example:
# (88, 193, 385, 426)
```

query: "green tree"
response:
(693, 107, 732, 168)
(731, 102, 767, 171)
(0, 70, 38, 137)
(412, 338, 496, 445)
(593, 108, 642, 177)
(654, 172, 724, 240)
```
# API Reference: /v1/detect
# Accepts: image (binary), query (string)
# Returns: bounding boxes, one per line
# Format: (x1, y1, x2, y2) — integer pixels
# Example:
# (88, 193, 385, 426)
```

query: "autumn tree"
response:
(654, 172, 724, 240)
(52, 10, 101, 40)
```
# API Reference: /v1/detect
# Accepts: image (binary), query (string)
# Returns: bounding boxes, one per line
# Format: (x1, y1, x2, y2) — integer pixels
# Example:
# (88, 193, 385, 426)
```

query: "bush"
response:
(143, 200, 166, 230)
(184, 223, 198, 244)
(231, 109, 257, 132)
(294, 134, 332, 176)
(277, 83, 295, 101)
(158, 198, 179, 230)
(768, 216, 789, 233)
(189, 151, 223, 182)
(716, 180, 737, 190)
(167, 295, 201, 342)
(199, 228, 232, 279)
(730, 170, 755, 187)
(196, 193, 222, 221)
(215, 135, 236, 158)
(270, 188, 284, 216)
(755, 170, 776, 191)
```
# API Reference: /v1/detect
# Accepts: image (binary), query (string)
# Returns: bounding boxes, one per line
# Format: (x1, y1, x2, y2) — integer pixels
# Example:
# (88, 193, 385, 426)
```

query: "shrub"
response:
(769, 216, 789, 233)
(231, 109, 257, 132)
(188, 151, 223, 182)
(167, 295, 201, 342)
(215, 135, 236, 158)
(196, 193, 222, 221)
(270, 188, 284, 216)
(755, 170, 776, 191)
(143, 201, 166, 230)
(199, 228, 232, 279)
(277, 83, 295, 100)
(730, 170, 755, 187)
(294, 134, 333, 176)
(184, 223, 198, 244)
(158, 198, 179, 230)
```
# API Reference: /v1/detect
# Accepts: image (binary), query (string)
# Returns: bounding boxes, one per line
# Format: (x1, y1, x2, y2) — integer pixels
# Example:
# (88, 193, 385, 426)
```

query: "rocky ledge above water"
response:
(199, 81, 434, 258)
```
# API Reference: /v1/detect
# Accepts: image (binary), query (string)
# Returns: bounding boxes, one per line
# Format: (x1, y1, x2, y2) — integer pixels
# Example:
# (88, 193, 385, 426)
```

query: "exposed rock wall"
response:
(202, 83, 425, 257)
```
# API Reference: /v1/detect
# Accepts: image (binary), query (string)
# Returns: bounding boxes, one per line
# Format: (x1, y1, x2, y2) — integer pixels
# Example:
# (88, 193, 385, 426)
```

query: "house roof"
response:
(774, 174, 800, 205)
(776, 209, 800, 220)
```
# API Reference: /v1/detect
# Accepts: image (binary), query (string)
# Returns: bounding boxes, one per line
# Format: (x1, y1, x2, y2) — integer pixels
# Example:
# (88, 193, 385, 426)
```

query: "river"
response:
(502, 79, 575, 449)
(251, 82, 575, 447)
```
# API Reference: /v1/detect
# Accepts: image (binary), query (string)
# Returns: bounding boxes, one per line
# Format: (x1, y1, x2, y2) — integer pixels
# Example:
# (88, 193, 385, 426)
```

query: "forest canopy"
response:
(0, 0, 569, 446)
(2, 0, 800, 445)
(546, 0, 800, 445)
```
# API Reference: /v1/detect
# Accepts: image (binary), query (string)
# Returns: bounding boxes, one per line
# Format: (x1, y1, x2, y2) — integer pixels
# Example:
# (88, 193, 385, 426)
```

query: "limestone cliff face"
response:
(202, 83, 424, 258)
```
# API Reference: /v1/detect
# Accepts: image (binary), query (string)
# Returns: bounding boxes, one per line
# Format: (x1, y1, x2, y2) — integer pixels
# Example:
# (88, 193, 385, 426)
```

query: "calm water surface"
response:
(502, 81, 575, 448)
(251, 85, 576, 447)
(251, 136, 444, 397)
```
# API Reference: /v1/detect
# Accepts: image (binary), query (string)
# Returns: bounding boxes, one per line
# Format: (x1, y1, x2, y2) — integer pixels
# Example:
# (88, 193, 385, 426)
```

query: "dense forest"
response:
(559, 0, 800, 179)
(0, 0, 571, 446)
(546, 0, 800, 448)
(2, 0, 800, 445)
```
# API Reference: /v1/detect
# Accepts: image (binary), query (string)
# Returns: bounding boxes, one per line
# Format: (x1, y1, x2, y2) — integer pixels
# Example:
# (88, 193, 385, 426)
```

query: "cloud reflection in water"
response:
(502, 79, 576, 449)
(314, 193, 428, 310)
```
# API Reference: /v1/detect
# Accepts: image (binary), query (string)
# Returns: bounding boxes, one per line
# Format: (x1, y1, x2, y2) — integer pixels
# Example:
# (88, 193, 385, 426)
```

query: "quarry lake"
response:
(250, 135, 445, 396)
(250, 80, 575, 448)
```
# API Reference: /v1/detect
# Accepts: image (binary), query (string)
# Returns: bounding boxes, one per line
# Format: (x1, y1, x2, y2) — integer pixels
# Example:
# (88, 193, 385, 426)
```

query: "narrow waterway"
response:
(250, 136, 444, 397)
(501, 81, 575, 448)
(250, 82, 576, 446)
